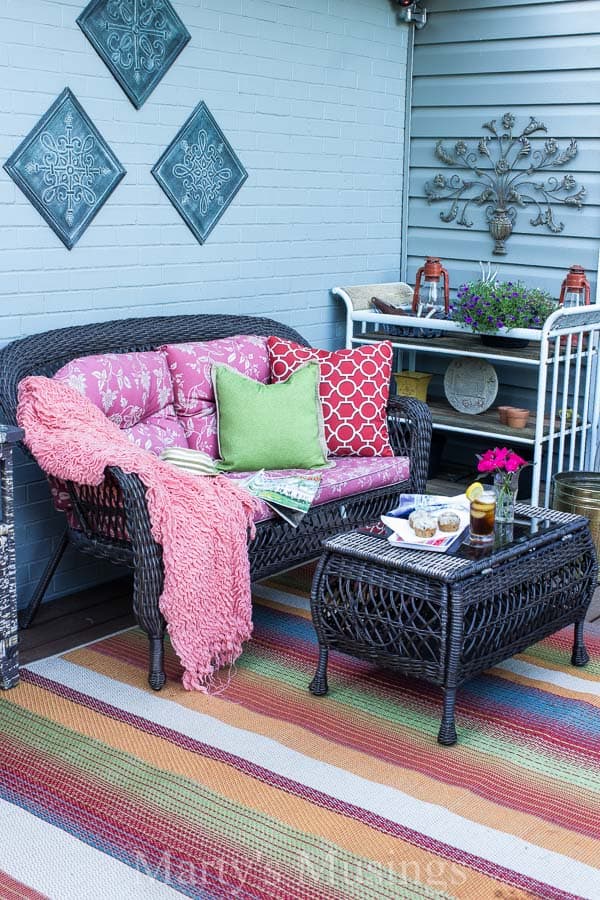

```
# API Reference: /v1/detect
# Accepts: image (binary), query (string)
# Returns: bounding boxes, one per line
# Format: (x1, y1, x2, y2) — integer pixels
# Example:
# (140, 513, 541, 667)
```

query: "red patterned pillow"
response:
(267, 337, 393, 457)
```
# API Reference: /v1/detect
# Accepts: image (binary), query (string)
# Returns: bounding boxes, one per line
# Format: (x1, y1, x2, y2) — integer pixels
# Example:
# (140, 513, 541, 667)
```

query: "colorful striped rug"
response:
(0, 575, 599, 900)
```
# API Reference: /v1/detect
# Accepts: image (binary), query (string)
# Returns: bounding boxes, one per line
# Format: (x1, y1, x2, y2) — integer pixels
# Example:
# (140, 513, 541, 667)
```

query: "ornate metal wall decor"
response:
(424, 113, 586, 255)
(3, 88, 126, 250)
(152, 101, 247, 244)
(77, 0, 190, 109)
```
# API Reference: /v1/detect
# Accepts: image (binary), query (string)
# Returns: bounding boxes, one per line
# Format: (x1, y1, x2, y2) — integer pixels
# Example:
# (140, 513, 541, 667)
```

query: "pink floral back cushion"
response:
(162, 336, 270, 414)
(53, 350, 188, 455)
(161, 336, 270, 456)
(178, 409, 219, 458)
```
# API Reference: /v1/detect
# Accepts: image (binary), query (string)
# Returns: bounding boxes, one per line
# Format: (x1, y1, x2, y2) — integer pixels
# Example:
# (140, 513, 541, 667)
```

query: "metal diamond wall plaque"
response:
(4, 88, 126, 250)
(152, 101, 248, 244)
(77, 0, 191, 109)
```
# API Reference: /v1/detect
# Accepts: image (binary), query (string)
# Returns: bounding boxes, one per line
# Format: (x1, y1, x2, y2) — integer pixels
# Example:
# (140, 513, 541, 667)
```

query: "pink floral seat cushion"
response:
(161, 336, 270, 458)
(53, 455, 410, 539)
(227, 455, 410, 523)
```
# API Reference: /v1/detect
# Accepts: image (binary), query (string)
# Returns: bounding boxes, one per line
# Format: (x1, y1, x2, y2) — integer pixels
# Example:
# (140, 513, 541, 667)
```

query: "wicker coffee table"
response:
(308, 504, 597, 745)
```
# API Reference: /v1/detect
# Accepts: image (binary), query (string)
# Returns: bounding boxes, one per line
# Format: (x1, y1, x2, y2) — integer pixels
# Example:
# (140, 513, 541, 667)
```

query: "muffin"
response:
(409, 510, 437, 538)
(408, 508, 430, 529)
(437, 509, 461, 533)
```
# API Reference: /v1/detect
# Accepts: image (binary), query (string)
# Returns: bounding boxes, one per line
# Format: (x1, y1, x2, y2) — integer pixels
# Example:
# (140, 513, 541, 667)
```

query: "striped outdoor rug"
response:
(0, 576, 598, 900)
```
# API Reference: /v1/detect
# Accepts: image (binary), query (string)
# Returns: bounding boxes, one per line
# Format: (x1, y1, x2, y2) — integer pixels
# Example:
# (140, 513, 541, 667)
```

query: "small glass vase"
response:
(494, 471, 519, 524)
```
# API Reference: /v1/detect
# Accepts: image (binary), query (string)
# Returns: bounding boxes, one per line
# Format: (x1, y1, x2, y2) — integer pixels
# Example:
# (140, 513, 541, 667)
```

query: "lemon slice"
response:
(465, 481, 484, 502)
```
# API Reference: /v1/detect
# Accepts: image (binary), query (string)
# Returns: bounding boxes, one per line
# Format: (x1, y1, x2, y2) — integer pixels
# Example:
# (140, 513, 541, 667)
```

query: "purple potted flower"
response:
(450, 279, 557, 348)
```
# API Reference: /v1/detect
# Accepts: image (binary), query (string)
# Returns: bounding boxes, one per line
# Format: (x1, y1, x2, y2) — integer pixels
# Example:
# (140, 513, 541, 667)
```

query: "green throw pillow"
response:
(213, 361, 328, 472)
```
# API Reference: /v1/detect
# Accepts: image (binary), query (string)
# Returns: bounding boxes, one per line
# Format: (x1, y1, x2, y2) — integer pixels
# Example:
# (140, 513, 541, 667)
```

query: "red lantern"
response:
(412, 257, 450, 317)
(559, 265, 590, 308)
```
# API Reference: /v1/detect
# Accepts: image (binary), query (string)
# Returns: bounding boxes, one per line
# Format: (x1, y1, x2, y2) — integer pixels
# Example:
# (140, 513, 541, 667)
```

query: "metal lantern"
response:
(412, 257, 450, 317)
(559, 265, 591, 308)
(395, 1, 427, 28)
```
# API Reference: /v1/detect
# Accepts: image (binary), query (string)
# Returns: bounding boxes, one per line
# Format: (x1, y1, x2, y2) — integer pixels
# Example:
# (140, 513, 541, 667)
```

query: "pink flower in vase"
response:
(477, 446, 527, 476)
(476, 446, 529, 524)
(505, 451, 527, 473)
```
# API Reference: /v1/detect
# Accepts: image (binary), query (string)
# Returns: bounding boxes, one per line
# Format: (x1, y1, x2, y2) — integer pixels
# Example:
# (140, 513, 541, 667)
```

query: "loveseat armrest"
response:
(107, 467, 157, 554)
(65, 466, 159, 558)
(386, 397, 432, 494)
(62, 466, 166, 682)
(108, 467, 165, 625)
(64, 467, 130, 546)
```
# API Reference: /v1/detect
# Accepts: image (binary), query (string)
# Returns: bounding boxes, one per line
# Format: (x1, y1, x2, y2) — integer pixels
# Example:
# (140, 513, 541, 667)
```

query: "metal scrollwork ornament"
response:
(424, 113, 586, 255)
(152, 101, 247, 244)
(3, 88, 125, 249)
(77, 0, 191, 109)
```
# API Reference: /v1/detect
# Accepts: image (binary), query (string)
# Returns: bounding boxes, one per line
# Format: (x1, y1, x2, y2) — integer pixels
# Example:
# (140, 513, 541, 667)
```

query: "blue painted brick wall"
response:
(0, 0, 409, 607)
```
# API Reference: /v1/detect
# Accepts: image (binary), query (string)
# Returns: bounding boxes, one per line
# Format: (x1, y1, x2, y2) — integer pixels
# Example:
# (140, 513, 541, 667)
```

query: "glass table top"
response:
(360, 513, 563, 561)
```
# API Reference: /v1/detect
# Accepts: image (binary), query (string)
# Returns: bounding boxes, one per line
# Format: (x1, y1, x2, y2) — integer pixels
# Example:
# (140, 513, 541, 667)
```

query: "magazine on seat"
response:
(241, 469, 322, 527)
(160, 448, 322, 527)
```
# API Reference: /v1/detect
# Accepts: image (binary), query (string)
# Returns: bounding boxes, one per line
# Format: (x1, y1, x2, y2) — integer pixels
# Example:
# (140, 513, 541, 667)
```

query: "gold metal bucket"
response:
(552, 471, 600, 577)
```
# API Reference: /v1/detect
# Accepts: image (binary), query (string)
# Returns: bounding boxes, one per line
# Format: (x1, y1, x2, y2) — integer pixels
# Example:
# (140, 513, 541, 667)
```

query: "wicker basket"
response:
(552, 471, 600, 576)
(394, 371, 432, 402)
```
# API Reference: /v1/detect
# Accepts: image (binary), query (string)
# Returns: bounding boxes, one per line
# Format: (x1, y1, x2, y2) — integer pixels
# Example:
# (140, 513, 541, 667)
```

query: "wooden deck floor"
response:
(19, 577, 134, 665)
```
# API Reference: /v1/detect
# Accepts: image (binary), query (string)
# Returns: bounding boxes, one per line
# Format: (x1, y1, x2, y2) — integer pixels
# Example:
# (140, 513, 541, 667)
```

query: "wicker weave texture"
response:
(0, 429, 21, 688)
(310, 508, 597, 743)
(0, 313, 432, 690)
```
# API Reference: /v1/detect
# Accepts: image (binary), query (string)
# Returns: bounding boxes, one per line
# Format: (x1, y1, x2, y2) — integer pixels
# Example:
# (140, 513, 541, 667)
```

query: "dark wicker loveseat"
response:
(0, 313, 432, 689)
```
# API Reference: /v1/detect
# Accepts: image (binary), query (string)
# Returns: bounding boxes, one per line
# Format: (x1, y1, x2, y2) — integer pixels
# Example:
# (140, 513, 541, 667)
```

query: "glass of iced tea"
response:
(468, 487, 496, 543)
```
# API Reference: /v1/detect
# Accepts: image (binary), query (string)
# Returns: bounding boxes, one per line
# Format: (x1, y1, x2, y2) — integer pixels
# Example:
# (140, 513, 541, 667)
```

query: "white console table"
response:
(334, 285, 600, 507)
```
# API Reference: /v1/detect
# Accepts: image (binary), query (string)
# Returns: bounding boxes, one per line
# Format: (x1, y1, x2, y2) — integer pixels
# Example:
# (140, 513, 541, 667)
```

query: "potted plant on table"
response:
(450, 276, 557, 348)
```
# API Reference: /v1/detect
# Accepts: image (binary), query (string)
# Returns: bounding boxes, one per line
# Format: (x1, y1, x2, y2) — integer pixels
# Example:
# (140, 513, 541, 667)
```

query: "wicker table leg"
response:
(309, 646, 329, 696)
(571, 619, 590, 667)
(0, 522, 19, 688)
(0, 632, 19, 689)
(0, 429, 22, 690)
(438, 687, 458, 746)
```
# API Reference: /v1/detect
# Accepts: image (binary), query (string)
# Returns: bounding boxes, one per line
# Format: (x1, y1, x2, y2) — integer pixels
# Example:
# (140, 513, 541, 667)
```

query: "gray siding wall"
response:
(0, 0, 409, 607)
(406, 0, 600, 299)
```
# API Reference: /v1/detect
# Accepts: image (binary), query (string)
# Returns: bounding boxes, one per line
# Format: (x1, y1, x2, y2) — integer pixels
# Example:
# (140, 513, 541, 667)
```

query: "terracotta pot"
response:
(497, 406, 510, 425)
(506, 407, 530, 429)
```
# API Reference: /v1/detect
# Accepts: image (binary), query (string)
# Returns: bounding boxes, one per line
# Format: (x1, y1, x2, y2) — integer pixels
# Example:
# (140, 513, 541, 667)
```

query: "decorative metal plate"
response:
(3, 88, 126, 250)
(443, 357, 498, 415)
(77, 0, 191, 109)
(152, 101, 248, 244)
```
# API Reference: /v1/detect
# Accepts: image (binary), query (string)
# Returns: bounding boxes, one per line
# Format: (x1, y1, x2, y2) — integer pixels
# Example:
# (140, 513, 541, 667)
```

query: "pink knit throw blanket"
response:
(17, 375, 259, 692)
